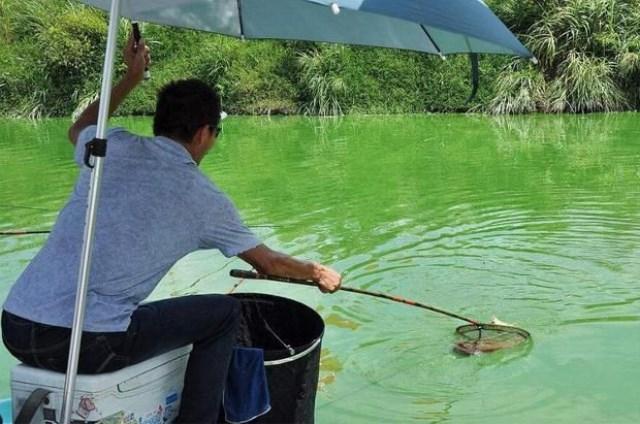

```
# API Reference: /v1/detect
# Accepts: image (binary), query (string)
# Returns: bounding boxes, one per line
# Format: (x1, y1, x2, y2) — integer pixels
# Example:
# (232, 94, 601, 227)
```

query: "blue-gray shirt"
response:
(3, 126, 260, 332)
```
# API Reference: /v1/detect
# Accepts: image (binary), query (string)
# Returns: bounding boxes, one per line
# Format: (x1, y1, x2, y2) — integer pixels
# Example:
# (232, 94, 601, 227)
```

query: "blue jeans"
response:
(2, 294, 241, 423)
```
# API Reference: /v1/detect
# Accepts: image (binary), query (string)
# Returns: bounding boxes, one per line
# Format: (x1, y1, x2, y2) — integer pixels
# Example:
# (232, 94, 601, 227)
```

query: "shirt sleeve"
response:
(198, 185, 261, 257)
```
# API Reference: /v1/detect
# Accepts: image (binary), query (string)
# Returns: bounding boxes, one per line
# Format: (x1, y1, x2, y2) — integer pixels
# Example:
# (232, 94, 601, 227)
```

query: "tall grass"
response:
(0, 0, 13, 43)
(0, 0, 107, 118)
(557, 51, 625, 112)
(488, 0, 640, 113)
(488, 62, 545, 114)
(298, 47, 347, 116)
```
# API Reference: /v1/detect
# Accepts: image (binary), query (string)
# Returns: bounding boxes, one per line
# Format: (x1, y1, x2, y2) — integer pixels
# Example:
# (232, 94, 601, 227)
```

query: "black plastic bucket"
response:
(227, 293, 325, 424)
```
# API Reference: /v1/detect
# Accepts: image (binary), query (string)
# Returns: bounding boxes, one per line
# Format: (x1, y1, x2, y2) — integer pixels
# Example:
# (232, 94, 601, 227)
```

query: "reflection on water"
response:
(0, 115, 639, 423)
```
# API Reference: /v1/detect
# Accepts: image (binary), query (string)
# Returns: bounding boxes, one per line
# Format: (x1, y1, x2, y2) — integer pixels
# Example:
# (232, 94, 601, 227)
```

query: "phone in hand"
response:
(132, 22, 142, 43)
(131, 21, 150, 80)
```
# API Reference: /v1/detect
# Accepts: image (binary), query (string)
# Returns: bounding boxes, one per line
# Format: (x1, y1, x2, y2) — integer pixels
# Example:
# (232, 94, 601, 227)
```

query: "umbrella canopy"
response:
(80, 0, 532, 58)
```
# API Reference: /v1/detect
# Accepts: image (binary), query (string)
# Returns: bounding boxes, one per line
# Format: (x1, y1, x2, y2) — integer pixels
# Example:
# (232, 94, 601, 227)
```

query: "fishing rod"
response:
(230, 269, 479, 325)
(0, 230, 51, 236)
(0, 224, 279, 237)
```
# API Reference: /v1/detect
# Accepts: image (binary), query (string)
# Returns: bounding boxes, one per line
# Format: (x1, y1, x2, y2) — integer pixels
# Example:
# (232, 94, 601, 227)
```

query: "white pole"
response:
(60, 0, 121, 423)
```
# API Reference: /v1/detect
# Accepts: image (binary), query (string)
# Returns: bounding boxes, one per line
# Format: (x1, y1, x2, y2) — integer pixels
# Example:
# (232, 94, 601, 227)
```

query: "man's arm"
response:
(239, 244, 342, 293)
(68, 34, 150, 145)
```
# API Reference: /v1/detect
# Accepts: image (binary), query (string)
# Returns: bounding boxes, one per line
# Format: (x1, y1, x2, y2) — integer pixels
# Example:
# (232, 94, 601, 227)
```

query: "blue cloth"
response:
(0, 397, 11, 424)
(3, 126, 261, 332)
(224, 347, 271, 424)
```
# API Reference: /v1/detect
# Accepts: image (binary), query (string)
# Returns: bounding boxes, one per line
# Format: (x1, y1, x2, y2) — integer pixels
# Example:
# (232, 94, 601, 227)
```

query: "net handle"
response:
(229, 269, 480, 326)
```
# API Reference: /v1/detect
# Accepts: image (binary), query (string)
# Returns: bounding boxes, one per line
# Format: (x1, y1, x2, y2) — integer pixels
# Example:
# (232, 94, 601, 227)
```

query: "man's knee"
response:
(210, 295, 240, 334)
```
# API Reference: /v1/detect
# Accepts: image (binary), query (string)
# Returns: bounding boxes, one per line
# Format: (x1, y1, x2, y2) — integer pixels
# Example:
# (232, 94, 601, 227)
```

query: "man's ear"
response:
(193, 125, 208, 146)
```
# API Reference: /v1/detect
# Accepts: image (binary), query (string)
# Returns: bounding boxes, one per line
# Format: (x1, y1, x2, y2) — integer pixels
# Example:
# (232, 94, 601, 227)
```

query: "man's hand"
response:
(123, 33, 150, 85)
(312, 263, 342, 293)
(68, 32, 151, 145)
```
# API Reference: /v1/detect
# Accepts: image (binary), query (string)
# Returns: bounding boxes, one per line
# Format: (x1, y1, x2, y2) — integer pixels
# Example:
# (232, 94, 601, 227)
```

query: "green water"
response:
(1, 115, 639, 423)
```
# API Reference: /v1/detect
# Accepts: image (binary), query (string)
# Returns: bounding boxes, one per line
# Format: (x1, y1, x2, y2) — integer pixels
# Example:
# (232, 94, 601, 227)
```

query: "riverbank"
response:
(2, 1, 640, 119)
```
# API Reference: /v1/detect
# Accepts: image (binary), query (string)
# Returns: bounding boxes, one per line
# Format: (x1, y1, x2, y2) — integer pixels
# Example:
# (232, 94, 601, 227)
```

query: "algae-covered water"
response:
(0, 115, 639, 423)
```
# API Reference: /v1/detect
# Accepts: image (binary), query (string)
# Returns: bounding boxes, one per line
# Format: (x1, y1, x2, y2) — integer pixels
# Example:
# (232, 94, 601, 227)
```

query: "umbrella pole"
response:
(60, 0, 121, 423)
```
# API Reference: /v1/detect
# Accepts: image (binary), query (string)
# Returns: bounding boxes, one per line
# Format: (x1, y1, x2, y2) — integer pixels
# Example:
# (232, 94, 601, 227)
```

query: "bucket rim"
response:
(264, 336, 322, 366)
(229, 292, 325, 362)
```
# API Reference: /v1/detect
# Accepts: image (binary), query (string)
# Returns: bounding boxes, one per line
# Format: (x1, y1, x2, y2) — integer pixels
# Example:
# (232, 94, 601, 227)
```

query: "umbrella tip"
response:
(331, 2, 341, 15)
(530, 56, 539, 65)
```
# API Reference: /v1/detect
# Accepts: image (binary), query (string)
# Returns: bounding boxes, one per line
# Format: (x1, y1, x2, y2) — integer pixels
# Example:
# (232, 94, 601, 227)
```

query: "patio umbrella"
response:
(80, 0, 533, 57)
(61, 1, 533, 423)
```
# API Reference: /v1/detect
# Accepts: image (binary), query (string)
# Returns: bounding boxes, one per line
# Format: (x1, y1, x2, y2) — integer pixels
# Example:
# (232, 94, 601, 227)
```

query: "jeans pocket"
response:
(1, 311, 35, 354)
(2, 310, 34, 328)
(32, 325, 73, 353)
(79, 334, 130, 374)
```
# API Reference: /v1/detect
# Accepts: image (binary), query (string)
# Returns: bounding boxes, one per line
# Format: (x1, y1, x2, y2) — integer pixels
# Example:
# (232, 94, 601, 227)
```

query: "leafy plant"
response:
(489, 0, 640, 113)
(297, 46, 347, 116)
(488, 62, 546, 114)
(556, 51, 625, 112)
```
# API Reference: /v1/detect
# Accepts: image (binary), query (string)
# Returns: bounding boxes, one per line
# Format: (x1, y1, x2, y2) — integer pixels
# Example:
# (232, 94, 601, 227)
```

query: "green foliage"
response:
(218, 40, 299, 115)
(488, 0, 640, 113)
(488, 62, 546, 114)
(0, 0, 14, 43)
(297, 46, 347, 116)
(485, 0, 544, 35)
(37, 5, 107, 114)
(295, 45, 505, 115)
(556, 51, 626, 112)
(2, 0, 640, 117)
(0, 0, 107, 117)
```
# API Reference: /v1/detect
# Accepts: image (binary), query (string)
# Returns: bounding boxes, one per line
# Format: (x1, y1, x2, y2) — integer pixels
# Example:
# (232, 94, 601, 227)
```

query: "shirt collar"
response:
(154, 135, 197, 165)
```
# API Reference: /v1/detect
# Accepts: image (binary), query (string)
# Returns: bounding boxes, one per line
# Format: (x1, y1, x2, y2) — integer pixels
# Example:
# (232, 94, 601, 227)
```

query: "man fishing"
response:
(1, 32, 341, 423)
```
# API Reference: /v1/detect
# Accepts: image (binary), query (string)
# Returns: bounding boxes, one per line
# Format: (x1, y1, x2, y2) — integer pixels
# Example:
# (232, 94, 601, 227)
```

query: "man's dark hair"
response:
(153, 79, 221, 143)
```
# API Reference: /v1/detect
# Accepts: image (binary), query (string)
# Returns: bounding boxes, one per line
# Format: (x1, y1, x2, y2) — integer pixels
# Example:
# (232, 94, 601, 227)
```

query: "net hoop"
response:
(453, 323, 531, 355)
(455, 323, 530, 340)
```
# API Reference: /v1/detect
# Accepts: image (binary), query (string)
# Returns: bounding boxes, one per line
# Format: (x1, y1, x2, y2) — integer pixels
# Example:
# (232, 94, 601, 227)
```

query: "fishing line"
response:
(227, 269, 295, 355)
(0, 204, 51, 212)
(0, 230, 51, 236)
(227, 273, 246, 294)
(0, 224, 279, 237)
(230, 269, 531, 355)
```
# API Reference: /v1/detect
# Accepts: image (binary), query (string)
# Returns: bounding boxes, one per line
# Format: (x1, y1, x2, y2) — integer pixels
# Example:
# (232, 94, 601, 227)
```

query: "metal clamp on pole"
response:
(83, 138, 108, 168)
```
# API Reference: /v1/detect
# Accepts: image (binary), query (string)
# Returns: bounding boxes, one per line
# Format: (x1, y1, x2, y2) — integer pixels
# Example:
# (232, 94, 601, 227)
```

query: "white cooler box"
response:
(10, 345, 192, 424)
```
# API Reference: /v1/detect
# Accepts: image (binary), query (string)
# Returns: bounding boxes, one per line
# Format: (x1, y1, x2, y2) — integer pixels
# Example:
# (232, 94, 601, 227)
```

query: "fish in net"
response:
(454, 318, 531, 356)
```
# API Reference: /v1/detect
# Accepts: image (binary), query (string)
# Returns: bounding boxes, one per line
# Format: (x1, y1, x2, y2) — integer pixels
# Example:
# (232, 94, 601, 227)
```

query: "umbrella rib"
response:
(237, 0, 245, 37)
(419, 24, 442, 55)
